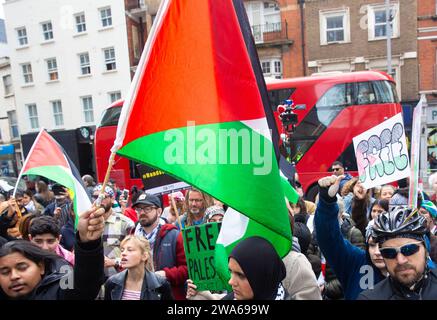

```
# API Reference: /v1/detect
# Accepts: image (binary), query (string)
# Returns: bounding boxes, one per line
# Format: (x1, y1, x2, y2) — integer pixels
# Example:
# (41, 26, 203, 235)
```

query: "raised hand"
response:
(77, 206, 106, 243)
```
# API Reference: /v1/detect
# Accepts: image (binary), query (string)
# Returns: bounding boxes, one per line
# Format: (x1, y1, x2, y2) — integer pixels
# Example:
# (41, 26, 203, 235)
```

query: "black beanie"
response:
(229, 237, 286, 300)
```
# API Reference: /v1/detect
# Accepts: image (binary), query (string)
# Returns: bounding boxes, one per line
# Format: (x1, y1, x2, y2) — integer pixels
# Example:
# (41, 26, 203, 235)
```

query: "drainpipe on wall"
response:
(299, 0, 306, 76)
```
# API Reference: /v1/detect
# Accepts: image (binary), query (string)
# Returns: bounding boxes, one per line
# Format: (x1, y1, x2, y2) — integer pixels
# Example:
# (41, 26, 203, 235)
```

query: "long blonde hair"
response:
(120, 236, 154, 272)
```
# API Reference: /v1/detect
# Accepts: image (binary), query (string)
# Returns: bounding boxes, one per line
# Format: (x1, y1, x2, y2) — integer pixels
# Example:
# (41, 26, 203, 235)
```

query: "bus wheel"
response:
(305, 184, 319, 202)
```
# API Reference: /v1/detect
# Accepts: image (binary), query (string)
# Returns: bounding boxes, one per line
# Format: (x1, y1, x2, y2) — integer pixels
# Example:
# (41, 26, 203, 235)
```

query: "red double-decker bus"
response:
(95, 70, 401, 200)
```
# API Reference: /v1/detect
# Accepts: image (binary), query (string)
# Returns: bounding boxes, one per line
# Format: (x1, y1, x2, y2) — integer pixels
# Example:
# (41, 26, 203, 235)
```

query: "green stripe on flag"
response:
(23, 166, 80, 227)
(118, 121, 292, 242)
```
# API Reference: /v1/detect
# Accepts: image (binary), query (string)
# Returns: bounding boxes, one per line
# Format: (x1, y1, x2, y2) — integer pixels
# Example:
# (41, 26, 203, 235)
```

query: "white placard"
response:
(353, 113, 410, 189)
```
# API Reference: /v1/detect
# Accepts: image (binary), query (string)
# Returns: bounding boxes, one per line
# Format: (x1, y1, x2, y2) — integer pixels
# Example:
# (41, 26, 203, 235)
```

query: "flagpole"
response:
(95, 152, 116, 206)
(13, 128, 46, 198)
(170, 193, 183, 230)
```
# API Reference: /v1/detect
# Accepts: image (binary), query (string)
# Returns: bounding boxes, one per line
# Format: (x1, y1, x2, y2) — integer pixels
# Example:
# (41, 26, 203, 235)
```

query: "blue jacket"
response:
(315, 198, 385, 300)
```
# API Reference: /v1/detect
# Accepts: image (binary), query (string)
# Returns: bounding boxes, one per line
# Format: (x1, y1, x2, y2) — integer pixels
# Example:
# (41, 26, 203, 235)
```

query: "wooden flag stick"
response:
(95, 152, 116, 207)
(170, 193, 183, 230)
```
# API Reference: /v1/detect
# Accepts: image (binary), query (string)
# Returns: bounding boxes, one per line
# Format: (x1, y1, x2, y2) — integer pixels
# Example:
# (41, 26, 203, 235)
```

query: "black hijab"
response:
(229, 237, 286, 300)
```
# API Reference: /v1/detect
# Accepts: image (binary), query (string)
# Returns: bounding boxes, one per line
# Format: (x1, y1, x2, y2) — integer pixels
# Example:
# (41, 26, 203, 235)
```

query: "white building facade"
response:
(4, 0, 132, 135)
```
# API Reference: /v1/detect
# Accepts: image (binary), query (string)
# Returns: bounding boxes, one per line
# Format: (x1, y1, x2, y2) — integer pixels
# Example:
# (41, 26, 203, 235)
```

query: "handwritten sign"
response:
(182, 222, 227, 291)
(353, 113, 410, 189)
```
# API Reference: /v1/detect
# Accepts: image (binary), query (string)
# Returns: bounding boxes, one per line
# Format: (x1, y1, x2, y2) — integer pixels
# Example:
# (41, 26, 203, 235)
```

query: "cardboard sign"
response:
(182, 222, 227, 291)
(353, 113, 410, 189)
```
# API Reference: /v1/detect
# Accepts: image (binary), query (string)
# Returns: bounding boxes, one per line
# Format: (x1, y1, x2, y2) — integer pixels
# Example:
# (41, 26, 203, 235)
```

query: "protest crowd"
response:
(0, 163, 436, 301)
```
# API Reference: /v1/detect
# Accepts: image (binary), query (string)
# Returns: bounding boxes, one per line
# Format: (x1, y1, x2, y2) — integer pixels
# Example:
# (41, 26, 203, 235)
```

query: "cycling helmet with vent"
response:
(372, 206, 427, 244)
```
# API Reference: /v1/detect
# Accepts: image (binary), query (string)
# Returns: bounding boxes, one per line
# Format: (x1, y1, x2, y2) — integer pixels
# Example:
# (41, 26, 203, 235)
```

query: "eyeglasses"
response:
(92, 194, 109, 200)
(379, 242, 422, 259)
(332, 167, 342, 172)
(135, 206, 157, 214)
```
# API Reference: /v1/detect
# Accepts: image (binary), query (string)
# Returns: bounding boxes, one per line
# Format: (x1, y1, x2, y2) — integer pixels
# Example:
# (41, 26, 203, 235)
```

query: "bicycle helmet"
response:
(372, 206, 427, 244)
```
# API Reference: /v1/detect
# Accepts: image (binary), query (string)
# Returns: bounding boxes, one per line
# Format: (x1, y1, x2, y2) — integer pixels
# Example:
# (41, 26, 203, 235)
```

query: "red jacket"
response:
(152, 224, 188, 300)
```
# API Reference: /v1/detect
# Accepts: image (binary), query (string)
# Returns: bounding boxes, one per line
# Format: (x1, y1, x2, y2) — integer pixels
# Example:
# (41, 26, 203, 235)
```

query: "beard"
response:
(392, 263, 423, 287)
(102, 202, 112, 213)
(139, 213, 158, 228)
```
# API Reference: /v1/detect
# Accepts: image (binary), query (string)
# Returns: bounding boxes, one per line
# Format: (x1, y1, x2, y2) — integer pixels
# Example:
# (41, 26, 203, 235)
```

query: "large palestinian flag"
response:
(112, 0, 296, 284)
(18, 129, 91, 227)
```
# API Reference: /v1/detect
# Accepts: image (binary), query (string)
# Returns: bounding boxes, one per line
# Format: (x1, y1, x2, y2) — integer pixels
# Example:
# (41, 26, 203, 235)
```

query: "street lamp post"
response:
(386, 0, 392, 76)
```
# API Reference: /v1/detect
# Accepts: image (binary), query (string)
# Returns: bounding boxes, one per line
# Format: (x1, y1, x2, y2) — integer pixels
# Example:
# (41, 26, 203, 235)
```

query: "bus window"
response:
(267, 88, 295, 111)
(373, 80, 398, 104)
(99, 106, 122, 127)
(315, 83, 352, 126)
(357, 82, 376, 105)
(130, 160, 141, 179)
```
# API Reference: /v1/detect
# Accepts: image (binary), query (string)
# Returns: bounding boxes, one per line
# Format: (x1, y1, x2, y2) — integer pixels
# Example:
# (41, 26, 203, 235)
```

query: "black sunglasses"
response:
(379, 242, 422, 259)
(332, 167, 342, 171)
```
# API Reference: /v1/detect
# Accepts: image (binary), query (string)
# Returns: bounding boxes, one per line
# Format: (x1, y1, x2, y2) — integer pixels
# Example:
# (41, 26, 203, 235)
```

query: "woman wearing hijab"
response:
(223, 236, 287, 300)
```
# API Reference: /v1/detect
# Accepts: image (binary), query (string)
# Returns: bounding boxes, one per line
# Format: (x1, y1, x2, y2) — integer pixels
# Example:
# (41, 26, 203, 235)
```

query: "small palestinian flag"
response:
(18, 129, 91, 227)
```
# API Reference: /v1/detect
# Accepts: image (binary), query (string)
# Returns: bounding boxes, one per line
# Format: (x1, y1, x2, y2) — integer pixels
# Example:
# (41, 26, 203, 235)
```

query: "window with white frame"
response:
(79, 52, 91, 75)
(41, 21, 54, 41)
(3, 75, 12, 96)
(27, 104, 39, 129)
(103, 47, 116, 71)
(21, 63, 33, 84)
(82, 96, 94, 123)
(367, 3, 399, 41)
(75, 12, 86, 33)
(7, 111, 19, 139)
(16, 27, 27, 46)
(99, 7, 112, 28)
(244, 1, 281, 43)
(109, 91, 121, 103)
(319, 8, 350, 45)
(51, 100, 64, 126)
(46, 58, 58, 81)
(261, 59, 282, 78)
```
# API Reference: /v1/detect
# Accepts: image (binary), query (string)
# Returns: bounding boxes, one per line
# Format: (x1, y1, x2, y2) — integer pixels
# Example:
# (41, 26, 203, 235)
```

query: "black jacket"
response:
(0, 234, 104, 300)
(358, 269, 437, 300)
(104, 269, 173, 300)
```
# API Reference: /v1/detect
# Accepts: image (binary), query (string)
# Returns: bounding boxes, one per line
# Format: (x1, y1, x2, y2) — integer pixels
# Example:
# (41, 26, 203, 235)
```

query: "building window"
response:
(79, 52, 91, 75)
(41, 21, 54, 41)
(99, 7, 112, 28)
(103, 47, 116, 71)
(75, 12, 86, 33)
(16, 27, 28, 46)
(7, 111, 19, 139)
(244, 1, 281, 43)
(320, 8, 350, 45)
(46, 58, 58, 81)
(82, 96, 94, 123)
(261, 59, 282, 78)
(51, 100, 64, 126)
(21, 63, 33, 84)
(367, 3, 399, 40)
(109, 91, 121, 103)
(3, 75, 12, 96)
(27, 104, 39, 129)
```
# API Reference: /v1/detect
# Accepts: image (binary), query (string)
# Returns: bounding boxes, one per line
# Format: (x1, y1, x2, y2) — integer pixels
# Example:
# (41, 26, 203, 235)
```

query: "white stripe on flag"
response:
(216, 208, 249, 247)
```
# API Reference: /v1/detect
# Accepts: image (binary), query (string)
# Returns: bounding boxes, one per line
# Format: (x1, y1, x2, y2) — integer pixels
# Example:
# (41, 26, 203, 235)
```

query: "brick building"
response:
(418, 0, 437, 175)
(244, 0, 306, 78)
(304, 0, 418, 104)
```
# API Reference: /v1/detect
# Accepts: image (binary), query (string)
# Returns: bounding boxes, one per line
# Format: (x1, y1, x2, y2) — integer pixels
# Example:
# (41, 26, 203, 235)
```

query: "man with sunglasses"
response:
(132, 193, 188, 300)
(331, 161, 352, 195)
(358, 207, 437, 300)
